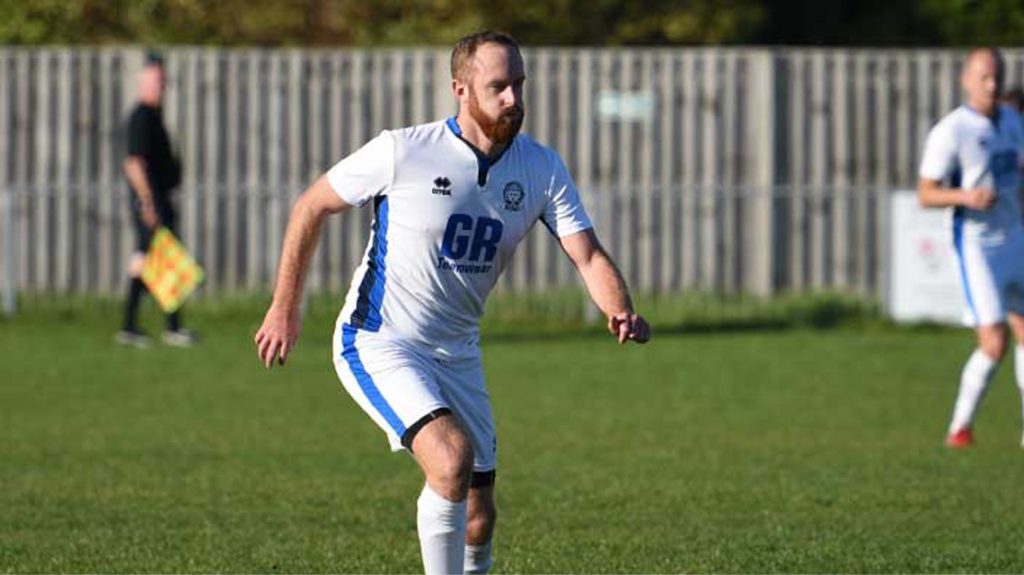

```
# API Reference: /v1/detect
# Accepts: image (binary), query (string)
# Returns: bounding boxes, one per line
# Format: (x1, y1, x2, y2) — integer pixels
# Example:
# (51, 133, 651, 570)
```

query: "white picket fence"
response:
(3, 46, 1022, 306)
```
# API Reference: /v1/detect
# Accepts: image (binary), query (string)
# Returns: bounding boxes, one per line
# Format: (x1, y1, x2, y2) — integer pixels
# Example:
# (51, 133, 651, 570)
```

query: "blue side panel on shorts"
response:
(952, 208, 978, 320)
(351, 197, 390, 331)
(340, 323, 406, 437)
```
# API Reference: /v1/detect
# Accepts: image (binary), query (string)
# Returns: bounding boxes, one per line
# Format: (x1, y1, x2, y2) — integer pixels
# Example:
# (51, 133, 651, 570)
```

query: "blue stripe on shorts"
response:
(340, 324, 406, 437)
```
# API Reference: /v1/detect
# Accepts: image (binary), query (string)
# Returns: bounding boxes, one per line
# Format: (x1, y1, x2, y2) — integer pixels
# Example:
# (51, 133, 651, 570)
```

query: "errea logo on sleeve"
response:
(432, 176, 452, 196)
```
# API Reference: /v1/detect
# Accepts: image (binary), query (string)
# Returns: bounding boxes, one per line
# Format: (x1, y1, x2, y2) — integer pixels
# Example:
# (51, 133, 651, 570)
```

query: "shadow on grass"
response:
(3, 291, 962, 343)
(479, 292, 906, 343)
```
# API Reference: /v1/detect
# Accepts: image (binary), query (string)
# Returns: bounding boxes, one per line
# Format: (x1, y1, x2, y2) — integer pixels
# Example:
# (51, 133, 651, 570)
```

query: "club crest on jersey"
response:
(502, 181, 524, 211)
(432, 176, 452, 196)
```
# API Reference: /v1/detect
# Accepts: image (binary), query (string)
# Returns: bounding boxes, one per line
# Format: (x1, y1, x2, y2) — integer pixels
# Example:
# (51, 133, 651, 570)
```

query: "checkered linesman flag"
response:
(141, 227, 204, 313)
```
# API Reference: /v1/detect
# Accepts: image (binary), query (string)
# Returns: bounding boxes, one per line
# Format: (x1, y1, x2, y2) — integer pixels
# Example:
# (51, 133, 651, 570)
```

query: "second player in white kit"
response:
(255, 31, 650, 574)
(920, 99, 1024, 327)
(918, 47, 1024, 448)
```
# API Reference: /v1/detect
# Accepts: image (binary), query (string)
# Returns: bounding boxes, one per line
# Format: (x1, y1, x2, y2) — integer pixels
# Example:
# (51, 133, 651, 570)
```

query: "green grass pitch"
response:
(2, 299, 1024, 573)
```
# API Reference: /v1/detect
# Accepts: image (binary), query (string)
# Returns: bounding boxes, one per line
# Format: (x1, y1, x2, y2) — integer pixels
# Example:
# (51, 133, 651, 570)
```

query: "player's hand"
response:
(141, 201, 160, 229)
(254, 304, 302, 368)
(963, 187, 996, 211)
(608, 313, 651, 344)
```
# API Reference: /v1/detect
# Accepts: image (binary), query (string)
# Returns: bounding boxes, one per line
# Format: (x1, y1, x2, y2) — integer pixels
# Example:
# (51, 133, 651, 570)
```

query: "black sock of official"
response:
(167, 310, 181, 332)
(123, 278, 146, 332)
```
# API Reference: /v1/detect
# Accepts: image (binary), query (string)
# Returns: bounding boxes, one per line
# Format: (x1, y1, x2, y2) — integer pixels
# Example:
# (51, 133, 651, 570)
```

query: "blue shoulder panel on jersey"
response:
(339, 324, 406, 437)
(351, 197, 389, 331)
(446, 116, 462, 136)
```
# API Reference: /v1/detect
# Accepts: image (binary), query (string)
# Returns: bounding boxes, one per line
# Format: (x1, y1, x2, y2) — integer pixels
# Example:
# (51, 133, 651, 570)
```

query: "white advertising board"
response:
(888, 190, 965, 324)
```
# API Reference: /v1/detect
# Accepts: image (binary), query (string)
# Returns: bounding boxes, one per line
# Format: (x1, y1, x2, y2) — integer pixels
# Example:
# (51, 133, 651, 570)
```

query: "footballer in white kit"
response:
(255, 31, 650, 575)
(920, 103, 1024, 326)
(327, 117, 593, 472)
(918, 47, 1024, 449)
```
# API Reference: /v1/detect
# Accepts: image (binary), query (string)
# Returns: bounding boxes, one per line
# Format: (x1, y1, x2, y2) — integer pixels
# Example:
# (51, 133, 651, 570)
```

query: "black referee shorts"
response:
(129, 197, 176, 253)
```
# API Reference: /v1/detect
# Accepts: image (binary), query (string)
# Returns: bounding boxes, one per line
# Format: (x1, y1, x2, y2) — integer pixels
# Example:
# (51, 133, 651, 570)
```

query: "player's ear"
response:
(452, 78, 464, 101)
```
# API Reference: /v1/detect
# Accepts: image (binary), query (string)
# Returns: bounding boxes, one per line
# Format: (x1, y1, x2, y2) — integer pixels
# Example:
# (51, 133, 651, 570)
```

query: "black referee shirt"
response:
(126, 104, 181, 210)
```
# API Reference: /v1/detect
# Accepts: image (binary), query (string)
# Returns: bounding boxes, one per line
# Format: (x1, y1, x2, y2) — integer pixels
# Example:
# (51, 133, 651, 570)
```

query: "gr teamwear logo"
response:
(438, 214, 504, 273)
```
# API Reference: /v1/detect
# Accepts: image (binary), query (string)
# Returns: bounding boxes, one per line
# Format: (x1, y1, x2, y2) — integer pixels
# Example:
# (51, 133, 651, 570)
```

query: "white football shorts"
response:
(953, 231, 1024, 327)
(332, 323, 497, 472)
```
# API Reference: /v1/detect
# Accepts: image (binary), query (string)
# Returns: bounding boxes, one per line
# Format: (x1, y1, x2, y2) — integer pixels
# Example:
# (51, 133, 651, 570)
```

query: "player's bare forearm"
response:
(256, 175, 351, 368)
(271, 203, 324, 313)
(918, 178, 994, 210)
(578, 249, 633, 317)
(270, 176, 351, 311)
(918, 179, 959, 207)
(560, 229, 650, 344)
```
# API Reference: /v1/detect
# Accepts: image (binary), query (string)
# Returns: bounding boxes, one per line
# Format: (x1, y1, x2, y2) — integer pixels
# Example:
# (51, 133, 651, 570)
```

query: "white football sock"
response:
(417, 484, 467, 575)
(949, 349, 998, 433)
(464, 541, 493, 574)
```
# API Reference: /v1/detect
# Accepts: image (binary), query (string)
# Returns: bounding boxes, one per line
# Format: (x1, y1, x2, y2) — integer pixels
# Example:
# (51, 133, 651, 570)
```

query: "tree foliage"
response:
(918, 0, 1024, 46)
(0, 0, 1021, 46)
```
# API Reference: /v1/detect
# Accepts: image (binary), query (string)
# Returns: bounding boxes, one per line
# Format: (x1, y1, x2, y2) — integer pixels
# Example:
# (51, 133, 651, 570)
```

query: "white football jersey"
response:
(920, 104, 1024, 246)
(327, 118, 592, 358)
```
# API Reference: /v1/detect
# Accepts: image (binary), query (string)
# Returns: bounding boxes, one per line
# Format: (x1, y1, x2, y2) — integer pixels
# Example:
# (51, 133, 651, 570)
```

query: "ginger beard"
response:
(467, 84, 523, 144)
